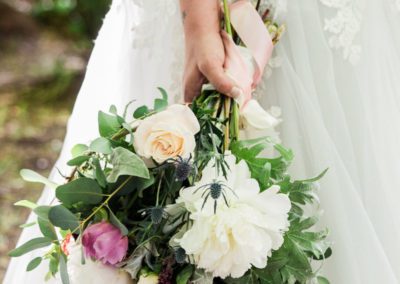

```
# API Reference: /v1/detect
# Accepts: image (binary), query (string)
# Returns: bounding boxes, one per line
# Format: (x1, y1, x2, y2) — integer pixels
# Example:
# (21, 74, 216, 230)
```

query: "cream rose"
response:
(134, 104, 200, 164)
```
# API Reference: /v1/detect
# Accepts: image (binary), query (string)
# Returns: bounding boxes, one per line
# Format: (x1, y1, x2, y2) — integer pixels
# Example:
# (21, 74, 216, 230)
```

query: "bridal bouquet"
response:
(10, 1, 331, 283)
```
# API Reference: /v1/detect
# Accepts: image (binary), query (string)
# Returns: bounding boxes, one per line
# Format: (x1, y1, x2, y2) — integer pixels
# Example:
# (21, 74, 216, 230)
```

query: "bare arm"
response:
(180, 0, 242, 102)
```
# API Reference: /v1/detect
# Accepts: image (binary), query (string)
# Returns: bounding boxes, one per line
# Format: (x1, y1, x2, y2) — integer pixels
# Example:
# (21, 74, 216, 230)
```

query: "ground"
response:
(0, 2, 91, 279)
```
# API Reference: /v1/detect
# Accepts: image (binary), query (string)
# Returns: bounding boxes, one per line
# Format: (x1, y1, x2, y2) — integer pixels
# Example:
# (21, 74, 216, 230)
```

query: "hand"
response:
(180, 0, 243, 102)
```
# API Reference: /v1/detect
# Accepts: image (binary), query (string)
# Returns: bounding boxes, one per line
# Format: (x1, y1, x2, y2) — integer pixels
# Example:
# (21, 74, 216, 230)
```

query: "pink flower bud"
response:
(82, 221, 128, 266)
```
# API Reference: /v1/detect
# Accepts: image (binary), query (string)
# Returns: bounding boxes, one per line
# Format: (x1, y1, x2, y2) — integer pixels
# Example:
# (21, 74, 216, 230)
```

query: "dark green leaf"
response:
(26, 257, 42, 271)
(176, 265, 194, 284)
(9, 237, 52, 257)
(98, 111, 121, 137)
(48, 205, 80, 232)
(56, 178, 103, 206)
(133, 105, 150, 119)
(107, 147, 149, 183)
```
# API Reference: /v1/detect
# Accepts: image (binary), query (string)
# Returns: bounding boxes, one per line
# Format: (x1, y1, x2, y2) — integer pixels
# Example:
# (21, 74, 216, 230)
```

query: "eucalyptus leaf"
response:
(93, 158, 107, 188)
(90, 137, 112, 154)
(59, 254, 70, 284)
(98, 111, 121, 137)
(108, 208, 128, 236)
(56, 177, 103, 206)
(20, 169, 58, 189)
(9, 237, 52, 257)
(107, 147, 149, 183)
(33, 205, 51, 221)
(14, 200, 37, 210)
(71, 144, 89, 158)
(48, 205, 80, 232)
(67, 155, 90, 167)
(26, 257, 42, 272)
(38, 218, 58, 240)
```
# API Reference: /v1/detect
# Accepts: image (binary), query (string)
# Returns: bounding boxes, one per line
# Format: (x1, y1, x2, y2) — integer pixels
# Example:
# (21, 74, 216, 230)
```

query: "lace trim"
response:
(319, 0, 363, 65)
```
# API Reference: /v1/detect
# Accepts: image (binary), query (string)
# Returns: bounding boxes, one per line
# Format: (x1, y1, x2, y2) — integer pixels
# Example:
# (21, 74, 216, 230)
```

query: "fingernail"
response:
(230, 86, 243, 98)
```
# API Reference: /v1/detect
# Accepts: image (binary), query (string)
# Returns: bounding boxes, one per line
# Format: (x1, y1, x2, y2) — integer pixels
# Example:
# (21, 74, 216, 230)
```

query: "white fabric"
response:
(4, 0, 400, 283)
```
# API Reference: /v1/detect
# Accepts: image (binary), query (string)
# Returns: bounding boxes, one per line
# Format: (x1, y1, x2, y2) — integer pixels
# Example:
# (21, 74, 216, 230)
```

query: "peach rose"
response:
(133, 104, 200, 164)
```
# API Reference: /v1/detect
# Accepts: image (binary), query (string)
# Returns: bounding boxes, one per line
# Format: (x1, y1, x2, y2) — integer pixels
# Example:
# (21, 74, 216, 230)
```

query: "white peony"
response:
(67, 243, 133, 284)
(174, 154, 291, 279)
(133, 104, 200, 164)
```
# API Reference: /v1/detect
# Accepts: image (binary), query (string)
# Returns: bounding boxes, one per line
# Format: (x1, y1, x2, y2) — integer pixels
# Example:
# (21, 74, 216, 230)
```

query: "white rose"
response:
(174, 154, 291, 279)
(137, 274, 159, 284)
(134, 104, 200, 164)
(67, 243, 133, 284)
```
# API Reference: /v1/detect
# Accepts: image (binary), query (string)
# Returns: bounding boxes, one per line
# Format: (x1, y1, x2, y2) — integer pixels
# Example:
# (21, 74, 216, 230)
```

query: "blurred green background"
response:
(0, 0, 110, 280)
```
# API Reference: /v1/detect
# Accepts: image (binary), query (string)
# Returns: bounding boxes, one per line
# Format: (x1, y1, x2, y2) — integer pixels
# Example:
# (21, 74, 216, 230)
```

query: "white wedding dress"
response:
(4, 0, 400, 283)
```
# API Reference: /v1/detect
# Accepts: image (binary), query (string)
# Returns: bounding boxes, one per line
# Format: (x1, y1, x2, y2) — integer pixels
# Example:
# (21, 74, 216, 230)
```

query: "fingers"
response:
(183, 63, 206, 103)
(198, 59, 242, 98)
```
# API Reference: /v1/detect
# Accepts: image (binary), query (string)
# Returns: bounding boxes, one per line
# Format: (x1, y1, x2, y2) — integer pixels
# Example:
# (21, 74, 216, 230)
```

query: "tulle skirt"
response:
(5, 0, 400, 283)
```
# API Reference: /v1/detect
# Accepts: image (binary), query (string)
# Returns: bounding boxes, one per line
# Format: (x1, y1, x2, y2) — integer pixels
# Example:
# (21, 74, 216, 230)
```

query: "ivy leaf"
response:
(9, 237, 52, 257)
(107, 147, 149, 183)
(56, 178, 103, 206)
(26, 257, 43, 271)
(98, 111, 121, 137)
(48, 205, 80, 232)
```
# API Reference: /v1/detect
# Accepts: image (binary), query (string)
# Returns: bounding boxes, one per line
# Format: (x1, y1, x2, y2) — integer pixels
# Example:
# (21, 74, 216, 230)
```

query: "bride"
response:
(4, 0, 400, 283)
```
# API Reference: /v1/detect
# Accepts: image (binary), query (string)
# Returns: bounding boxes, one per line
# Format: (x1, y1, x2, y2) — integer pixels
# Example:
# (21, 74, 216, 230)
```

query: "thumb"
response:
(199, 62, 243, 98)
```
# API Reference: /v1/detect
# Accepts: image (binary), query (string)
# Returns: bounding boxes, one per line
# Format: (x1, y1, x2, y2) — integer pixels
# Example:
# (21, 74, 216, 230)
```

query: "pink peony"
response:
(82, 221, 128, 266)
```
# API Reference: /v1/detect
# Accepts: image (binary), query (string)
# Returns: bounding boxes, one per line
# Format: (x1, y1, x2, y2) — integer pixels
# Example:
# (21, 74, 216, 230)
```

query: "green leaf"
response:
(154, 98, 168, 111)
(108, 208, 128, 236)
(71, 144, 89, 158)
(107, 147, 149, 183)
(109, 105, 118, 114)
(90, 137, 112, 154)
(14, 200, 37, 209)
(67, 155, 90, 167)
(38, 218, 58, 240)
(133, 105, 150, 119)
(33, 205, 51, 221)
(26, 257, 42, 271)
(157, 87, 168, 101)
(48, 205, 80, 232)
(56, 177, 103, 206)
(20, 169, 58, 189)
(9, 237, 52, 257)
(98, 111, 121, 137)
(298, 168, 329, 183)
(93, 158, 107, 188)
(317, 276, 330, 284)
(59, 254, 70, 284)
(19, 222, 36, 228)
(176, 265, 194, 284)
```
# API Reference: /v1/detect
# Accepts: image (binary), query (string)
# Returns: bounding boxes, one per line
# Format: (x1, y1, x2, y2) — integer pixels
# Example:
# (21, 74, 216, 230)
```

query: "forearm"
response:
(179, 0, 221, 36)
